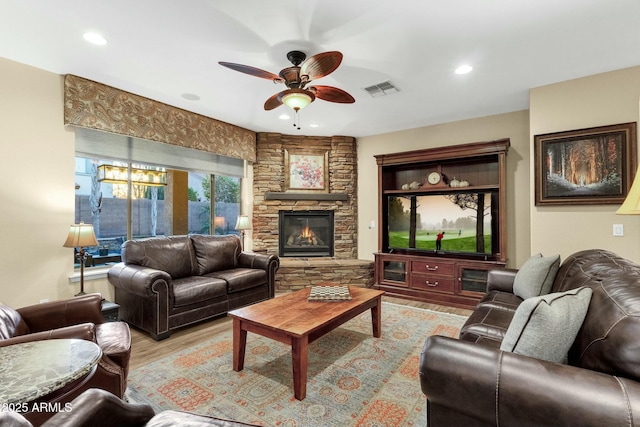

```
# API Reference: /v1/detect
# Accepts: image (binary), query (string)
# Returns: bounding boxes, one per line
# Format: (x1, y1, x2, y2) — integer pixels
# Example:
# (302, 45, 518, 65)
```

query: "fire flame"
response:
(301, 225, 312, 239)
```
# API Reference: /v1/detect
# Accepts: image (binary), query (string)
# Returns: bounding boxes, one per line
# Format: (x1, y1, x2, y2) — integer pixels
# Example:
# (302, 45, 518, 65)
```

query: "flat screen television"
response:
(385, 191, 500, 260)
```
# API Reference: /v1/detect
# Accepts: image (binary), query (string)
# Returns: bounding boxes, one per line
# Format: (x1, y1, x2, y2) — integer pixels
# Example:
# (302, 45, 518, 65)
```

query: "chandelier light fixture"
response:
(97, 164, 167, 186)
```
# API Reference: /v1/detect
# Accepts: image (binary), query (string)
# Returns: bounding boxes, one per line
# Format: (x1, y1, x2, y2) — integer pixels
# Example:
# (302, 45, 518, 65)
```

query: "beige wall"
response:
(529, 66, 640, 262)
(0, 57, 112, 308)
(357, 110, 531, 268)
(2, 56, 639, 308)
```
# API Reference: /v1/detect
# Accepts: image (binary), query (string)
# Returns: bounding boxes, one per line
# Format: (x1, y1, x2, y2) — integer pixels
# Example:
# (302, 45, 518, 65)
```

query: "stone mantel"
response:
(264, 192, 349, 201)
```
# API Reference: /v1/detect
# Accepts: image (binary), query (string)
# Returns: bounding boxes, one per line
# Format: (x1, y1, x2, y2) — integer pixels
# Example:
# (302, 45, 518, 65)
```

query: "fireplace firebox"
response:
(279, 210, 334, 257)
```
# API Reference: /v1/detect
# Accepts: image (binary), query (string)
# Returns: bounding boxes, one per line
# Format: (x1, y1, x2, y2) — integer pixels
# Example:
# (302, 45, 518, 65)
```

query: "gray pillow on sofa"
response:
(500, 286, 592, 363)
(513, 253, 561, 299)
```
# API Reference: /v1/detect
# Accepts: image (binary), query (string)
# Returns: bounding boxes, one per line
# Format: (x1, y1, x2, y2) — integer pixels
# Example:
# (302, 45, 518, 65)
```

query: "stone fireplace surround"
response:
(252, 133, 373, 290)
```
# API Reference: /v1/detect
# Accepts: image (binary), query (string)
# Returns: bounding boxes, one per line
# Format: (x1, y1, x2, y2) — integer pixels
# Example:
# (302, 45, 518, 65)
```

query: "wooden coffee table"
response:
(228, 284, 384, 400)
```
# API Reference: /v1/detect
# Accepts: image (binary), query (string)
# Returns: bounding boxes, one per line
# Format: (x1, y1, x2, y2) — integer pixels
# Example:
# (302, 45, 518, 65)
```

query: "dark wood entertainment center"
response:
(373, 139, 509, 309)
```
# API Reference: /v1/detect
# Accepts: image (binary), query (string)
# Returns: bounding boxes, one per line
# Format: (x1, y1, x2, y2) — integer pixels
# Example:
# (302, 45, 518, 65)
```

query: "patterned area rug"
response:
(127, 302, 467, 427)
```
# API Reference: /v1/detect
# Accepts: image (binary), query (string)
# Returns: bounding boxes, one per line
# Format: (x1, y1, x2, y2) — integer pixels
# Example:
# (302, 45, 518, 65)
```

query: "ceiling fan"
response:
(219, 50, 355, 128)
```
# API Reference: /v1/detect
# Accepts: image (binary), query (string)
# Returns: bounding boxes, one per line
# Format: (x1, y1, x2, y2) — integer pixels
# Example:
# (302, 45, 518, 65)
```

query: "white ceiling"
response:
(2, 0, 640, 138)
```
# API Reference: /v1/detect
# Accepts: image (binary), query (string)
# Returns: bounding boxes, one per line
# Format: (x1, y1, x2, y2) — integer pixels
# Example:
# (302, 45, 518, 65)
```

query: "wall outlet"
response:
(613, 224, 624, 236)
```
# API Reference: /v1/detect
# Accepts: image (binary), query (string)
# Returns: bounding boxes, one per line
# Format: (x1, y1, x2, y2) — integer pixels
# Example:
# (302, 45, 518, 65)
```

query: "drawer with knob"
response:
(410, 260, 455, 277)
(409, 274, 455, 293)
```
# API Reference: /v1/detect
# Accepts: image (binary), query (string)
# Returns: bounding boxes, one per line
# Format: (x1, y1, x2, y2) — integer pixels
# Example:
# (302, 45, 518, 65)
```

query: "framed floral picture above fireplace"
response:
(284, 149, 329, 192)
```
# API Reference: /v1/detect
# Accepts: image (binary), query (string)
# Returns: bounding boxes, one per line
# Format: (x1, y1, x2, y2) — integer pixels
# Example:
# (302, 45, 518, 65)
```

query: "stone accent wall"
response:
(252, 133, 358, 259)
(276, 259, 375, 291)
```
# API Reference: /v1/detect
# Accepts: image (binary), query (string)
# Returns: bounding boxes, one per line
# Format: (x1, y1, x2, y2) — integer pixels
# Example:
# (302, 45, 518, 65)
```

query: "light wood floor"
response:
(128, 294, 472, 370)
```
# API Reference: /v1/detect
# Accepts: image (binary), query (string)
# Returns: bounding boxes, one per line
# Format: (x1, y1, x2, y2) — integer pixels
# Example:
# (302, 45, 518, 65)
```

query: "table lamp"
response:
(235, 215, 251, 250)
(617, 168, 640, 215)
(63, 222, 98, 296)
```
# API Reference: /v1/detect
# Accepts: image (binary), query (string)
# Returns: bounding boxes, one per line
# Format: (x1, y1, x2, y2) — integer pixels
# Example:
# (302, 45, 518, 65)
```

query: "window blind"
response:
(75, 128, 245, 177)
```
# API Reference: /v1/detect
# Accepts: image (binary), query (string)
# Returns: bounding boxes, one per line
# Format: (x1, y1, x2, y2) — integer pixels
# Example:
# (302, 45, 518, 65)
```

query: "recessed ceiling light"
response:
(83, 32, 107, 46)
(455, 64, 473, 75)
(279, 114, 290, 120)
(309, 123, 320, 128)
(181, 93, 200, 101)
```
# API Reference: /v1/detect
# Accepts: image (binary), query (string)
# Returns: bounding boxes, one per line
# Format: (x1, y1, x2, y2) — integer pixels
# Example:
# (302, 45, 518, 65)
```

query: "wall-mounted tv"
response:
(385, 191, 500, 259)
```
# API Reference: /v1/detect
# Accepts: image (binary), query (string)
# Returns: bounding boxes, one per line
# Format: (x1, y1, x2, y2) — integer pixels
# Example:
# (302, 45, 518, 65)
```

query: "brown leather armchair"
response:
(0, 294, 131, 426)
(0, 388, 260, 427)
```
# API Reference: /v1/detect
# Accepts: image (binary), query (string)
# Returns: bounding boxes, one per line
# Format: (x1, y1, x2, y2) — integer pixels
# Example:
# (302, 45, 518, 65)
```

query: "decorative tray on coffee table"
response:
(308, 285, 352, 302)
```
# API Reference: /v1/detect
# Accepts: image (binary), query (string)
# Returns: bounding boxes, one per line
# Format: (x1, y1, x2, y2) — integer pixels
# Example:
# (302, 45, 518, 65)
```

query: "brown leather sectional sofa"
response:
(108, 234, 279, 340)
(420, 249, 640, 427)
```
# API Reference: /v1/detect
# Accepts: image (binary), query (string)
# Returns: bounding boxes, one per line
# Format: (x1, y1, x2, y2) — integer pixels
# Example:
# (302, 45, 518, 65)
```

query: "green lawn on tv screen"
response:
(388, 229, 491, 253)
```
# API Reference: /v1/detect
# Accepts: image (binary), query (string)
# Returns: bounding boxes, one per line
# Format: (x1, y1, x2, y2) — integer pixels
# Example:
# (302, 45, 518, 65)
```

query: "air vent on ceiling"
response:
(363, 81, 399, 97)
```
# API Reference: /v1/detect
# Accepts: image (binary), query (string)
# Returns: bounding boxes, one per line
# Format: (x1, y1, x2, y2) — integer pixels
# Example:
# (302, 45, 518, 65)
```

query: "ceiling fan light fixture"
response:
(455, 64, 473, 75)
(281, 89, 314, 111)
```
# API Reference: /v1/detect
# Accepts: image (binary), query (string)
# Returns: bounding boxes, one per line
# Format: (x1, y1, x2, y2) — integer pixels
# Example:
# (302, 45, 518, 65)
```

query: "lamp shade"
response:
(616, 169, 640, 215)
(281, 89, 315, 111)
(214, 216, 227, 229)
(235, 215, 251, 230)
(63, 222, 98, 248)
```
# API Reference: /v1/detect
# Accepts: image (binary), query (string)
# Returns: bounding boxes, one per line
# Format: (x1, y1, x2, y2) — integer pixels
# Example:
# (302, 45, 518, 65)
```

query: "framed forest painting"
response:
(534, 122, 637, 205)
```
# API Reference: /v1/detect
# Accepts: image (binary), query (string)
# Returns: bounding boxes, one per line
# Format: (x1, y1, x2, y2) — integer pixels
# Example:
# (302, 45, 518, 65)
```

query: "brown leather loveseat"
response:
(420, 249, 640, 427)
(108, 234, 279, 340)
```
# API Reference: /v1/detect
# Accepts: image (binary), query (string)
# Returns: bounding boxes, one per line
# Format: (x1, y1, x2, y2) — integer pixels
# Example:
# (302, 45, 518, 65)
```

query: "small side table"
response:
(101, 300, 120, 322)
(0, 339, 101, 405)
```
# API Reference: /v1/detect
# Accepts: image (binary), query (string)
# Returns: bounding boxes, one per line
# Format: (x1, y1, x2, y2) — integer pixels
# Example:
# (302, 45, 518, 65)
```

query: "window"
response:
(74, 158, 243, 267)
(74, 129, 246, 268)
(187, 172, 241, 236)
(74, 157, 170, 267)
(211, 175, 241, 236)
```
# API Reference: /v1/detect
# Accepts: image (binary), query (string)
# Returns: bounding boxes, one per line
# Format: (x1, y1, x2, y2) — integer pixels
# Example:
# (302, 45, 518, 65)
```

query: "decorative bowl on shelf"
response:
(449, 177, 459, 188)
(459, 179, 469, 187)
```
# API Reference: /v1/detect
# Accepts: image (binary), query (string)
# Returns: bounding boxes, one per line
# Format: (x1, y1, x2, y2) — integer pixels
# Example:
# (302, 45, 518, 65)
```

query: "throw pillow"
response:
(513, 253, 561, 299)
(500, 287, 593, 363)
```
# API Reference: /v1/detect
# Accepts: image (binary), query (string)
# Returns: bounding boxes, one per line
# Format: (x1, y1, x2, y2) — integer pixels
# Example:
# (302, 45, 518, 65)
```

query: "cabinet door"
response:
(380, 259, 408, 286)
(457, 265, 490, 296)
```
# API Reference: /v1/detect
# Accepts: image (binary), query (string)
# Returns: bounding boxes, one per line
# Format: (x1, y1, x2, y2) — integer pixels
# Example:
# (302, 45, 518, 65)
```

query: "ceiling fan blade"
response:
(309, 85, 355, 104)
(264, 92, 283, 110)
(219, 62, 283, 82)
(300, 51, 343, 80)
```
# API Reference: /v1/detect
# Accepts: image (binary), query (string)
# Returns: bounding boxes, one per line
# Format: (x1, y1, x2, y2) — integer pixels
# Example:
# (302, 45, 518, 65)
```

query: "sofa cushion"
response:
(172, 276, 228, 307)
(500, 287, 592, 363)
(190, 234, 240, 275)
(122, 236, 197, 279)
(208, 268, 267, 294)
(513, 253, 560, 300)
